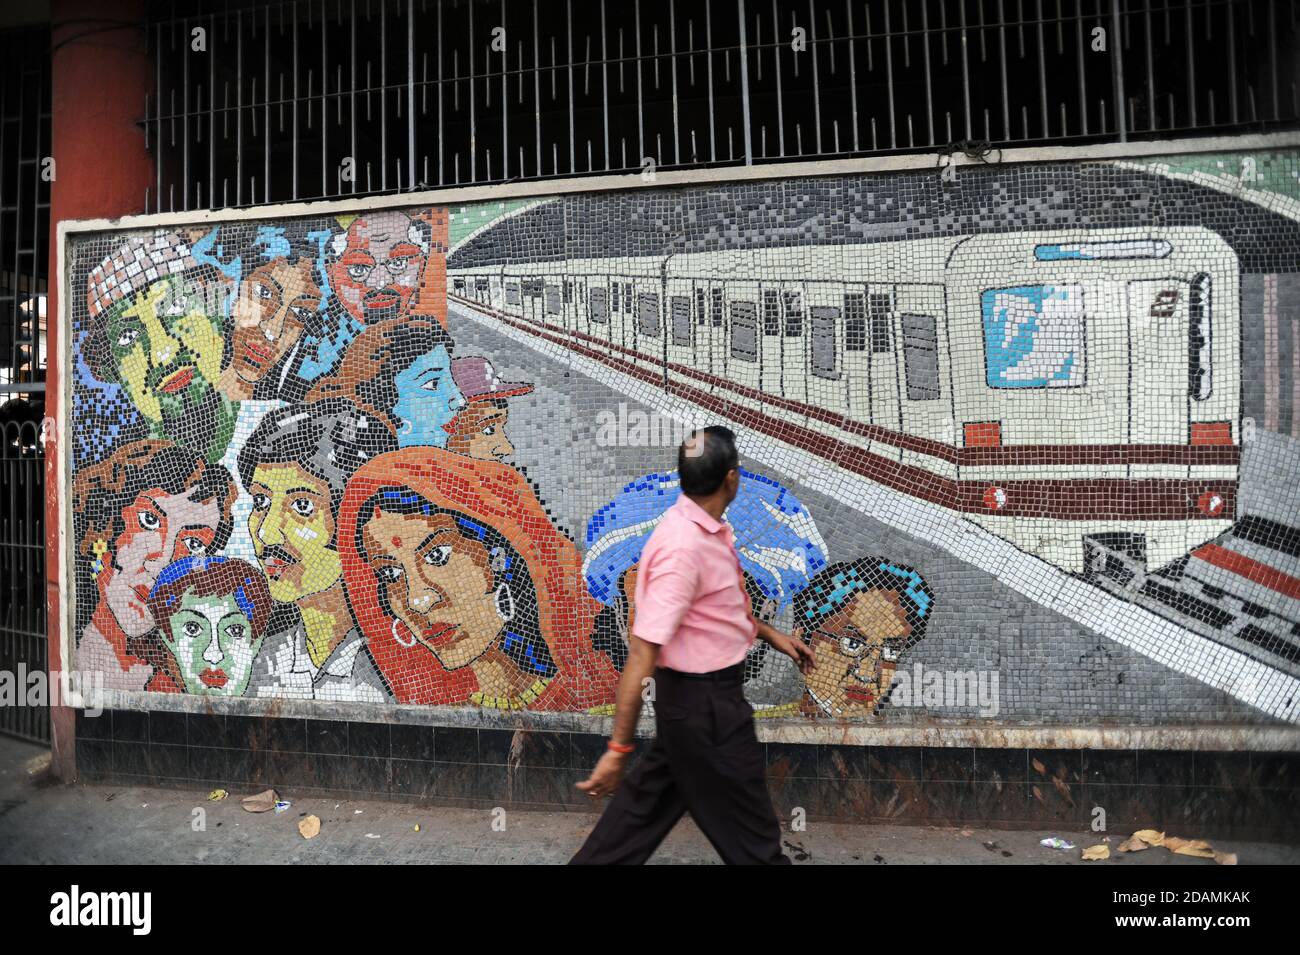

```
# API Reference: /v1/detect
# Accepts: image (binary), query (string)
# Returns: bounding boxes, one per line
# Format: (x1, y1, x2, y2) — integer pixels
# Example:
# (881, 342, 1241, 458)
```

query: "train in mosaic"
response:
(62, 152, 1300, 723)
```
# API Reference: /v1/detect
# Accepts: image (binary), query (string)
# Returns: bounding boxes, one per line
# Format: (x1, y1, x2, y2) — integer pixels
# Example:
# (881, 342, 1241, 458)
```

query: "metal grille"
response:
(0, 26, 50, 744)
(0, 420, 46, 743)
(0, 26, 48, 394)
(142, 0, 1300, 212)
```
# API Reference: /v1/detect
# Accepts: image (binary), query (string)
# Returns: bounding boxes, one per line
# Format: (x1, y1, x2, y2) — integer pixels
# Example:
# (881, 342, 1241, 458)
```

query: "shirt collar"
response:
(673, 493, 727, 535)
(291, 623, 363, 679)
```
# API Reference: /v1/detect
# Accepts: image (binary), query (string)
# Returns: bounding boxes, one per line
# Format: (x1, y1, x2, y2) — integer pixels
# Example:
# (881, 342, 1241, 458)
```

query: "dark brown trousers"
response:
(570, 663, 790, 865)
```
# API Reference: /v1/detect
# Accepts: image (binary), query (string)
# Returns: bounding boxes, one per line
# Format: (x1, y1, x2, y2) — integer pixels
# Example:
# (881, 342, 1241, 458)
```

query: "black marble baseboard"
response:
(74, 709, 1300, 841)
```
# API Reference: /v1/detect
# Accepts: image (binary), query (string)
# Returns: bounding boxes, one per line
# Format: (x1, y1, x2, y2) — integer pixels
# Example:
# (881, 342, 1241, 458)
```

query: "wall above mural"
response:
(62, 148, 1300, 726)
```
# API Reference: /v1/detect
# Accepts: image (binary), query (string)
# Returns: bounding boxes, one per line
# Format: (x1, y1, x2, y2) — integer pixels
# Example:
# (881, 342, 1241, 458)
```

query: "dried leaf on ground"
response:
(1117, 835, 1151, 852)
(1165, 837, 1215, 858)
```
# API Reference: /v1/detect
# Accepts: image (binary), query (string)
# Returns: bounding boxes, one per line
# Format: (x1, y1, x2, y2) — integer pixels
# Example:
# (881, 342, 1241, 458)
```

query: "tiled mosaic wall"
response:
(64, 148, 1300, 729)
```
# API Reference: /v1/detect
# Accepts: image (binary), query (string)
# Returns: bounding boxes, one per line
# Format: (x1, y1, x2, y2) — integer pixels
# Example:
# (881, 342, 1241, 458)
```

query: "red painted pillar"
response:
(46, 1, 153, 780)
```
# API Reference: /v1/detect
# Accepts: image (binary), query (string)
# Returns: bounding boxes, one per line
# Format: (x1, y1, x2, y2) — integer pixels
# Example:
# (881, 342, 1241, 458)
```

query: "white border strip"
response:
(55, 131, 1300, 236)
(448, 300, 1300, 725)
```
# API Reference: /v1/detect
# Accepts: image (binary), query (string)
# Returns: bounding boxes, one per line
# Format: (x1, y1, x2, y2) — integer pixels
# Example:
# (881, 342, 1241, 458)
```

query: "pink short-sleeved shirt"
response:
(632, 493, 757, 673)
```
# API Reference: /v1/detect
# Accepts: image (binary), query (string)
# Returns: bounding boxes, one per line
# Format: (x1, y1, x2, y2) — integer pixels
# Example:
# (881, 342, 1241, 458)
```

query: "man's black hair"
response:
(677, 425, 739, 497)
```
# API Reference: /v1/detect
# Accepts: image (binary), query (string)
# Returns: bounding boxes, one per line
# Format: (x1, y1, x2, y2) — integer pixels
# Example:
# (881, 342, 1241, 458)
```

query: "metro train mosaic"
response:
(63, 150, 1300, 725)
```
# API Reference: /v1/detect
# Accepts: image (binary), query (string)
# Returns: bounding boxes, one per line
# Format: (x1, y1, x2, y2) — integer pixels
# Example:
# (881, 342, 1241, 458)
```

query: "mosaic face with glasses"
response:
(790, 559, 934, 718)
(328, 211, 431, 325)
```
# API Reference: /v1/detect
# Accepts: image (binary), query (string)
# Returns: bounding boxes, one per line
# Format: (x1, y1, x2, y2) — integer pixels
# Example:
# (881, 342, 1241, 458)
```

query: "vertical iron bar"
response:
(1111, 0, 1127, 140)
(884, 0, 896, 148)
(958, 0, 972, 139)
(636, 0, 645, 162)
(182, 18, 190, 209)
(846, 0, 859, 151)
(409, 0, 417, 188)
(209, 14, 216, 207)
(1036, 0, 1049, 138)
(808, 0, 822, 154)
(601, 0, 610, 168)
(706, 0, 717, 161)
(922, 0, 935, 146)
(1144, 0, 1155, 131)
(736, 0, 753, 164)
(156, 22, 163, 211)
(292, 3, 299, 200)
(1267, 0, 1279, 119)
(771, 0, 784, 156)
(264, 5, 271, 202)
(670, 0, 680, 165)
(1185, 0, 1196, 127)
(997, 0, 1009, 140)
(383, 0, 391, 188)
(1075, 0, 1087, 135)
(351, 0, 359, 193)
(1227, 0, 1238, 124)
(567, 0, 576, 173)
(534, 0, 542, 176)
(236, 10, 243, 205)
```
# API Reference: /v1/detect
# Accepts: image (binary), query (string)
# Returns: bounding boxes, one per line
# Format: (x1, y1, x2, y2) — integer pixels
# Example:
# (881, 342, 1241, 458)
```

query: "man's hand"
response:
(576, 635, 658, 799)
(575, 750, 628, 799)
(765, 626, 815, 675)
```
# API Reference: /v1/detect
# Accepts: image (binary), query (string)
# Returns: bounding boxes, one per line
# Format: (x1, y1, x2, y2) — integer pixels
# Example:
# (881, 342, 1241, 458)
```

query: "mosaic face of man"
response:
(247, 463, 341, 603)
(329, 212, 427, 325)
(104, 275, 225, 424)
(802, 589, 911, 717)
(161, 592, 263, 695)
(447, 403, 515, 460)
(228, 259, 322, 388)
(362, 510, 502, 670)
(392, 344, 464, 447)
(101, 488, 222, 638)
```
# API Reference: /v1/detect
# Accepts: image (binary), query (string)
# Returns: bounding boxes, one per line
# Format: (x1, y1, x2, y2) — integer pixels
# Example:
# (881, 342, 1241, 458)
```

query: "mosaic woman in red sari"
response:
(338, 448, 618, 710)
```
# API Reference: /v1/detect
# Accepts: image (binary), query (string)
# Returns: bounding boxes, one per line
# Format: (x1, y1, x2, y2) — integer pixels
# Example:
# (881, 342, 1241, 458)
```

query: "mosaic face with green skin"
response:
(104, 274, 236, 459)
(160, 592, 264, 696)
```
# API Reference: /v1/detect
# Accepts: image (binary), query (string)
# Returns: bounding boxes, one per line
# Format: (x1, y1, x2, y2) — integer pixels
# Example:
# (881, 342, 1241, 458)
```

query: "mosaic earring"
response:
(391, 618, 417, 648)
(494, 582, 515, 623)
(91, 539, 109, 577)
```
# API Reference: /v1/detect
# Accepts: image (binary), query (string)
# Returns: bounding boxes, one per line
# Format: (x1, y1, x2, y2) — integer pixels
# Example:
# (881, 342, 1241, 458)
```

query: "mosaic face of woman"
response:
(104, 275, 225, 423)
(161, 592, 264, 695)
(392, 344, 464, 447)
(100, 487, 222, 638)
(247, 463, 341, 604)
(362, 510, 502, 670)
(228, 259, 321, 388)
(802, 589, 912, 717)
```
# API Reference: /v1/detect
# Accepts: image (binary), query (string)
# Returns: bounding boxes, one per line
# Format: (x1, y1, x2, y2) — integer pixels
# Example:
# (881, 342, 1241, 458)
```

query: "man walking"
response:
(571, 426, 814, 865)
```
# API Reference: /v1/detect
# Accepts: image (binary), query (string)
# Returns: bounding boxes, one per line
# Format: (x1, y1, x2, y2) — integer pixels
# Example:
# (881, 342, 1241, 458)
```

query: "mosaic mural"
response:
(64, 149, 1300, 725)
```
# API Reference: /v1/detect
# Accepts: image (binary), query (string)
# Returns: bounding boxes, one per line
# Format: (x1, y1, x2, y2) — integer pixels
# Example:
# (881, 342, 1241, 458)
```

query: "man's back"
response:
(633, 493, 756, 673)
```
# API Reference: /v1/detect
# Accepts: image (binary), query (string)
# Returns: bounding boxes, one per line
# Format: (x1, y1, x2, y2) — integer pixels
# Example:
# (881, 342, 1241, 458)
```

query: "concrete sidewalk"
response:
(3, 736, 1296, 865)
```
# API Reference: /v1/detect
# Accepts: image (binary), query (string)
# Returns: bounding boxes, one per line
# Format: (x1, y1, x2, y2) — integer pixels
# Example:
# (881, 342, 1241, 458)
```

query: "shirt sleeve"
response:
(631, 547, 700, 646)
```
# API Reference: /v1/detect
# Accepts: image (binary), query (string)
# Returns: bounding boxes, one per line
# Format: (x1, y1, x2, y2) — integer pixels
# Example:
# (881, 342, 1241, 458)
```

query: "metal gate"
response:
(0, 419, 47, 742)
(0, 24, 51, 743)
